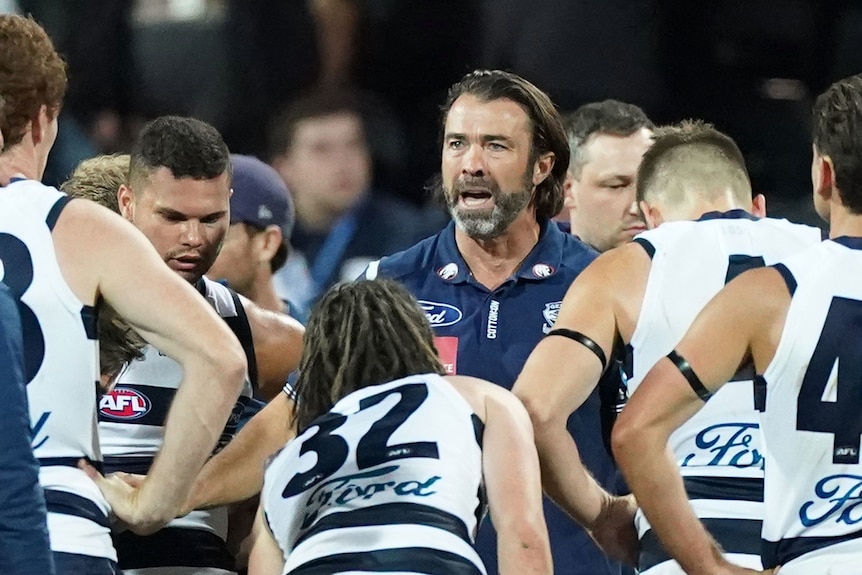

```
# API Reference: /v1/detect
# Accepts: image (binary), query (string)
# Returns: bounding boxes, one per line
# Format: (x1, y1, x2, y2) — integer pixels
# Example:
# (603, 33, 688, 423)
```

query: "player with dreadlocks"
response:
(250, 278, 552, 575)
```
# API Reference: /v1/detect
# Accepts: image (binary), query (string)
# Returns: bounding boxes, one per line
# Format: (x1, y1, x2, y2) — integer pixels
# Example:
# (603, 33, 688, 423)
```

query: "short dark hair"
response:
(563, 99, 654, 178)
(129, 116, 231, 191)
(636, 120, 751, 206)
(0, 14, 67, 150)
(290, 279, 445, 432)
(439, 69, 569, 221)
(267, 88, 365, 161)
(812, 74, 862, 214)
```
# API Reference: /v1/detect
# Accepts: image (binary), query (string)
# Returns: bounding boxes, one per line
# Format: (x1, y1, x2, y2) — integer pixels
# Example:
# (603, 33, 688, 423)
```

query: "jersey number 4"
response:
(796, 297, 862, 464)
(282, 383, 441, 497)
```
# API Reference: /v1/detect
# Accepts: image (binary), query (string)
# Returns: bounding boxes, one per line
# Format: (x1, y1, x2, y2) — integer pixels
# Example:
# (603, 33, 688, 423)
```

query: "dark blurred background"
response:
(11, 0, 862, 227)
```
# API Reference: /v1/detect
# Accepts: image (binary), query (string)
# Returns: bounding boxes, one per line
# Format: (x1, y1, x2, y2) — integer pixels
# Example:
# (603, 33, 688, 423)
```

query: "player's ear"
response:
(117, 184, 135, 221)
(639, 200, 662, 229)
(752, 193, 767, 218)
(563, 171, 577, 210)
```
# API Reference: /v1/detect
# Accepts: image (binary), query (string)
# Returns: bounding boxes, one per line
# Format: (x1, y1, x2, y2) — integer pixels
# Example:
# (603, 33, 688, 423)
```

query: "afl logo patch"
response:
(532, 264, 554, 278)
(437, 263, 459, 280)
(419, 300, 463, 327)
(99, 388, 151, 420)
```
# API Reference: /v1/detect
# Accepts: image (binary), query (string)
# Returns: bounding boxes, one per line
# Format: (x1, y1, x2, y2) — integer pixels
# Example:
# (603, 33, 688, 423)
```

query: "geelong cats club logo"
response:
(542, 301, 562, 334)
(99, 388, 151, 420)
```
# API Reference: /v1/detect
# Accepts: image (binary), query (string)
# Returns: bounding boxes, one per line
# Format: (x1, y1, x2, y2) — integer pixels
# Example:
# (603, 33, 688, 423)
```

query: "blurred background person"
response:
(561, 100, 654, 253)
(207, 154, 303, 322)
(268, 88, 446, 319)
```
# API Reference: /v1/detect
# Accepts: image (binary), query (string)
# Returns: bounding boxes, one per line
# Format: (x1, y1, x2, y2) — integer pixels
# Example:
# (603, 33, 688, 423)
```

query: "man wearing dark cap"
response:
(208, 154, 304, 321)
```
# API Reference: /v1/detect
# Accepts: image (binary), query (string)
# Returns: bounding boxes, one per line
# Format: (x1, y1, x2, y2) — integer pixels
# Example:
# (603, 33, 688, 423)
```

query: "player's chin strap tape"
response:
(666, 350, 712, 401)
(546, 328, 607, 371)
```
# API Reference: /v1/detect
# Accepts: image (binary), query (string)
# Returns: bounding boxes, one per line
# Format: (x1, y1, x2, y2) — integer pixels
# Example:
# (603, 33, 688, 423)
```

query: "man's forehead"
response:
(445, 95, 531, 133)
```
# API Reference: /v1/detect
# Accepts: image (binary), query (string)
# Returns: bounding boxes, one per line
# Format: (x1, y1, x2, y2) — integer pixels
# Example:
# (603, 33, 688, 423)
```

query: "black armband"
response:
(545, 328, 607, 371)
(666, 349, 712, 401)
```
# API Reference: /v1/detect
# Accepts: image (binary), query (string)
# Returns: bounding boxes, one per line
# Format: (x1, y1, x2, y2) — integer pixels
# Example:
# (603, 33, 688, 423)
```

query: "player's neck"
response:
(246, 278, 285, 314)
(455, 212, 541, 290)
(0, 146, 42, 186)
(827, 205, 862, 240)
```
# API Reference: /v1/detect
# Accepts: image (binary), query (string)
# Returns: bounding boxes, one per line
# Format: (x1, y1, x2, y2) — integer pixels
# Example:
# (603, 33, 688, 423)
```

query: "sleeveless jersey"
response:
(262, 373, 487, 575)
(758, 237, 862, 573)
(0, 179, 114, 560)
(98, 276, 256, 573)
(629, 211, 821, 573)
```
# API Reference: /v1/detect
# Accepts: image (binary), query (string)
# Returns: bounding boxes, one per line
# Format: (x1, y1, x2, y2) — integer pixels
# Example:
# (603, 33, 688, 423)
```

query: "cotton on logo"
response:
(99, 388, 151, 420)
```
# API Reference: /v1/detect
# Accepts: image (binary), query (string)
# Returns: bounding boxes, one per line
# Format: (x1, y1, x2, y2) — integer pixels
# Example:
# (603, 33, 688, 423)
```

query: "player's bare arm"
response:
(613, 267, 788, 575)
(240, 294, 305, 400)
(185, 390, 296, 513)
(60, 200, 247, 532)
(448, 375, 552, 575)
(512, 242, 648, 558)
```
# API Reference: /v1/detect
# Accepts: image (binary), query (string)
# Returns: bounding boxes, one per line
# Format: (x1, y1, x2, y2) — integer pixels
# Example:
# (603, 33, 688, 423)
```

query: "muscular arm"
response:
(56, 200, 247, 531)
(512, 244, 647, 556)
(186, 391, 296, 511)
(449, 375, 552, 575)
(248, 505, 285, 575)
(241, 295, 305, 400)
(612, 268, 789, 575)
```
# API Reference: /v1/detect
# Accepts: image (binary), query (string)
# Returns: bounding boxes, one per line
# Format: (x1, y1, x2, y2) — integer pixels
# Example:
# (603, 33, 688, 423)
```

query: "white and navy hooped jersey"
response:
(262, 373, 487, 575)
(98, 276, 255, 573)
(629, 211, 821, 573)
(758, 237, 862, 573)
(0, 179, 114, 560)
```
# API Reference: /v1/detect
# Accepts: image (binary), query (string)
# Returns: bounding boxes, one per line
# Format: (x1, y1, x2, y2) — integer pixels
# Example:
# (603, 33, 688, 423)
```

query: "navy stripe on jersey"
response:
(295, 502, 471, 549)
(224, 289, 258, 390)
(640, 518, 761, 572)
(471, 414, 484, 447)
(43, 489, 110, 529)
(39, 457, 103, 473)
(683, 476, 764, 502)
(762, 528, 862, 570)
(113, 527, 234, 570)
(772, 263, 797, 296)
(45, 195, 72, 230)
(290, 547, 484, 575)
(102, 455, 153, 475)
(634, 237, 655, 259)
(81, 305, 97, 340)
(97, 384, 176, 426)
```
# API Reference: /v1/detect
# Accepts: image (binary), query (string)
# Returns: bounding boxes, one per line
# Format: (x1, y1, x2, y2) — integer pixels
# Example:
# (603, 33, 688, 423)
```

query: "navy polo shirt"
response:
(367, 219, 625, 575)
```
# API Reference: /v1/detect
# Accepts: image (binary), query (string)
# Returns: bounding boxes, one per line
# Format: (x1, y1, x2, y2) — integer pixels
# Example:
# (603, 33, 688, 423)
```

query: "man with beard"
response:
(160, 69, 630, 575)
(364, 69, 633, 575)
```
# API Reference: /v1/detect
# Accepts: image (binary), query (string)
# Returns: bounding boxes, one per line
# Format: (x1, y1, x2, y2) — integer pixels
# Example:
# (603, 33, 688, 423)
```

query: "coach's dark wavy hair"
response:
(291, 279, 445, 432)
(436, 69, 568, 221)
(812, 73, 862, 214)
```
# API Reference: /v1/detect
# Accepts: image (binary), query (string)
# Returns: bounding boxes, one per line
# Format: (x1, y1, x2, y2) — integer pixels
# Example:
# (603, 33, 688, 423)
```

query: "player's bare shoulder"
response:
(444, 375, 529, 425)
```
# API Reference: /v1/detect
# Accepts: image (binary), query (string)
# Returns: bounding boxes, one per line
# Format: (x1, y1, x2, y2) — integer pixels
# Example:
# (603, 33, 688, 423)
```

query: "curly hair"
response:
(812, 74, 862, 214)
(0, 14, 67, 150)
(291, 279, 445, 432)
(438, 69, 568, 221)
(60, 153, 130, 213)
(129, 116, 231, 192)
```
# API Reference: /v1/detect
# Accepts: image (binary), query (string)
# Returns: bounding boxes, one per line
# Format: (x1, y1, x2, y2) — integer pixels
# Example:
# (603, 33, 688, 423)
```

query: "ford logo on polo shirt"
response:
(419, 300, 463, 327)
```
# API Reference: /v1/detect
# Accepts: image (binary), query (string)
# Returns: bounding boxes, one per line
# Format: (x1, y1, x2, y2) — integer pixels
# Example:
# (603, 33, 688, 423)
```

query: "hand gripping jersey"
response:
(628, 211, 822, 574)
(758, 237, 862, 574)
(98, 276, 256, 574)
(0, 180, 113, 560)
(262, 373, 487, 575)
